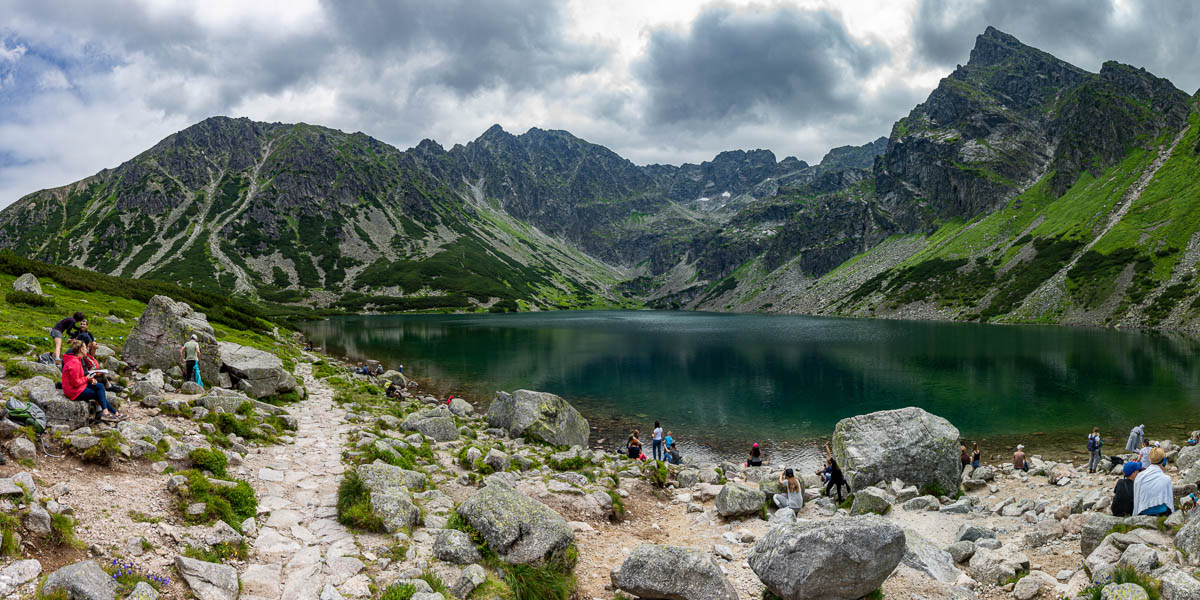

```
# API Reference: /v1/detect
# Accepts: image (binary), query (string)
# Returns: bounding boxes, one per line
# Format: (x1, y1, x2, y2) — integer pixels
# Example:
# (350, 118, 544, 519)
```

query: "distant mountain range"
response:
(4, 27, 1200, 330)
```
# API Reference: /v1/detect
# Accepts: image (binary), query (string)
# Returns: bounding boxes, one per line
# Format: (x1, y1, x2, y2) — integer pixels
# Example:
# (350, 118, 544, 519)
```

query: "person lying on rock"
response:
(1132, 448, 1172, 517)
(1112, 462, 1139, 517)
(62, 339, 123, 422)
(773, 468, 803, 510)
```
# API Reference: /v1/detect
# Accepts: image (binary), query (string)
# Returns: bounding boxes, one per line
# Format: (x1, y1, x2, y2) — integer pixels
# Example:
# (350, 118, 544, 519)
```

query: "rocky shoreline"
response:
(3, 293, 1200, 599)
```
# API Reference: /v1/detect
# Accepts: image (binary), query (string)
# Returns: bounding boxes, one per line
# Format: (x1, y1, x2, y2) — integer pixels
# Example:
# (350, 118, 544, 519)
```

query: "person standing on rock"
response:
(179, 334, 201, 385)
(1112, 462, 1139, 517)
(651, 421, 664, 462)
(1133, 447, 1173, 517)
(49, 311, 86, 361)
(1126, 424, 1145, 453)
(1087, 427, 1103, 473)
(1013, 444, 1028, 472)
(774, 468, 804, 510)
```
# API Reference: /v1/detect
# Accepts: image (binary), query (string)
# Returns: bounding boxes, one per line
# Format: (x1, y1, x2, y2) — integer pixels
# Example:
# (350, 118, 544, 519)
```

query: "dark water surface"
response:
(299, 311, 1200, 466)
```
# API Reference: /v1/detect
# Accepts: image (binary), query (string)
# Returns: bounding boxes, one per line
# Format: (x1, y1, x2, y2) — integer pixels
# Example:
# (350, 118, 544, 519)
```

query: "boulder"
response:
(902, 495, 941, 511)
(180, 381, 204, 395)
(434, 529, 483, 565)
(715, 482, 763, 518)
(41, 560, 119, 600)
(0, 559, 42, 597)
(948, 541, 976, 564)
(1153, 566, 1200, 599)
(355, 464, 423, 532)
(129, 381, 159, 400)
(748, 516, 905, 600)
(1178, 446, 1200, 472)
(849, 486, 893, 515)
(27, 383, 89, 430)
(610, 544, 738, 600)
(1013, 570, 1056, 600)
(1083, 513, 1125, 556)
(92, 344, 115, 360)
(448, 397, 474, 417)
(1101, 583, 1149, 600)
(1175, 512, 1200, 559)
(967, 546, 1030, 584)
(485, 390, 589, 448)
(401, 406, 459, 442)
(455, 481, 574, 564)
(174, 556, 238, 600)
(831, 407, 961, 493)
(955, 524, 996, 544)
(452, 564, 487, 600)
(218, 342, 296, 399)
(7, 437, 35, 461)
(122, 295, 221, 384)
(902, 529, 959, 584)
(483, 449, 510, 473)
(13, 273, 43, 295)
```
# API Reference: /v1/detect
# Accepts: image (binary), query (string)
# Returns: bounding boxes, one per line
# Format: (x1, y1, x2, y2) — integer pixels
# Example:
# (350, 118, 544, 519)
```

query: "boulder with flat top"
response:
(217, 342, 296, 399)
(485, 390, 589, 448)
(831, 407, 961, 494)
(122, 295, 221, 385)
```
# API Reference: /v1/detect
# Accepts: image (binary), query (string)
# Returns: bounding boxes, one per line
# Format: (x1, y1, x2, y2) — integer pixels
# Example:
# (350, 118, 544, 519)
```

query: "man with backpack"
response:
(1088, 427, 1103, 473)
(179, 334, 201, 385)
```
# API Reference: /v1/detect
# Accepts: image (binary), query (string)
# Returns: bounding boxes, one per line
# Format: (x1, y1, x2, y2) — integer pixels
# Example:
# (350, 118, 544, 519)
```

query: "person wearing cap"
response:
(1133, 447, 1173, 517)
(1112, 461, 1140, 517)
(746, 442, 764, 467)
(179, 334, 201, 384)
(773, 467, 804, 510)
(1013, 444, 1028, 472)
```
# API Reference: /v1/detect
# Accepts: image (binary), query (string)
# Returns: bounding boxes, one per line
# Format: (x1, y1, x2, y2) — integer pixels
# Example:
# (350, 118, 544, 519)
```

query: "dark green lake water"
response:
(299, 311, 1200, 465)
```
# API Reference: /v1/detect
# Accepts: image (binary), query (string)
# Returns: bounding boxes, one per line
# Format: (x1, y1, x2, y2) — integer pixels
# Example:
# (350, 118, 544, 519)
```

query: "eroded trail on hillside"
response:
(239, 361, 363, 600)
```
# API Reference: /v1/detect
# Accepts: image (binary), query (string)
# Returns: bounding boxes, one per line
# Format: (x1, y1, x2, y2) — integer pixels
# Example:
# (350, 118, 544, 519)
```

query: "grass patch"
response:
(6, 290, 55, 307)
(1, 513, 21, 557)
(607, 489, 625, 522)
(182, 541, 249, 563)
(1083, 565, 1160, 600)
(176, 470, 257, 532)
(80, 432, 124, 465)
(188, 448, 228, 478)
(381, 583, 419, 600)
(643, 460, 669, 488)
(336, 470, 386, 532)
(49, 513, 86, 549)
(418, 571, 451, 595)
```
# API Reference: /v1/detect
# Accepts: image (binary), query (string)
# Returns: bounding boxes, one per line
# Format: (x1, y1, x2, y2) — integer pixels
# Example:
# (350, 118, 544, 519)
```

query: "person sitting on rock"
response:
(773, 467, 804, 510)
(49, 311, 85, 361)
(970, 442, 982, 469)
(82, 341, 123, 394)
(1112, 462, 1140, 517)
(823, 442, 849, 502)
(626, 430, 642, 460)
(1133, 448, 1172, 517)
(1188, 433, 1199, 446)
(667, 442, 682, 465)
(72, 319, 95, 345)
(960, 444, 970, 475)
(746, 443, 764, 467)
(62, 339, 122, 421)
(385, 381, 401, 399)
(1013, 444, 1028, 472)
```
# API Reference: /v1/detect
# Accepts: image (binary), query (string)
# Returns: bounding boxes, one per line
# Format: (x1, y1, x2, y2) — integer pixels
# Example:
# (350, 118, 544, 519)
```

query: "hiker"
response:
(398, 364, 404, 375)
(385, 381, 401, 399)
(1013, 444, 1028, 472)
(1139, 440, 1153, 469)
(179, 334, 201, 384)
(1112, 462, 1139, 517)
(823, 442, 848, 502)
(746, 443, 764, 467)
(73, 320, 94, 345)
(663, 431, 674, 457)
(626, 430, 642, 460)
(960, 444, 970, 475)
(667, 442, 682, 465)
(1189, 433, 1199, 446)
(1087, 427, 1103, 473)
(817, 458, 833, 483)
(62, 339, 122, 421)
(83, 342, 123, 394)
(50, 311, 86, 361)
(651, 421, 664, 462)
(773, 467, 804, 510)
(1126, 424, 1145, 453)
(970, 443, 982, 469)
(1133, 447, 1172, 516)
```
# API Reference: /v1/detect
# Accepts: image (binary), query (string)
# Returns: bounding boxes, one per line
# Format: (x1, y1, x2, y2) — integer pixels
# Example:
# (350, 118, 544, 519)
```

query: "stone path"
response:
(238, 361, 366, 600)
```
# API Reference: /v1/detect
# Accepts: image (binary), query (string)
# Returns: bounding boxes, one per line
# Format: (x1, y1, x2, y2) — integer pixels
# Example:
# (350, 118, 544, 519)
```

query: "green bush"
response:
(1084, 566, 1160, 600)
(178, 470, 257, 532)
(5, 290, 55, 307)
(80, 433, 123, 465)
(49, 513, 85, 549)
(336, 471, 386, 532)
(547, 456, 589, 471)
(182, 541, 248, 563)
(607, 489, 625, 521)
(643, 460, 669, 488)
(0, 337, 30, 354)
(380, 583, 419, 600)
(189, 448, 229, 478)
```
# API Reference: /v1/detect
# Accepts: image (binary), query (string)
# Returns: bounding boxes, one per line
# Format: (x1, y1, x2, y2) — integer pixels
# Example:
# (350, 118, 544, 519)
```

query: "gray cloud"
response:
(636, 4, 888, 127)
(913, 0, 1200, 92)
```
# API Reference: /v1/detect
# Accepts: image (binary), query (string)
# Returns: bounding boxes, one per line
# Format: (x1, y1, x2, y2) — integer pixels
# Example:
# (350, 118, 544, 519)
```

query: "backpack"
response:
(1087, 436, 1097, 451)
(36, 353, 57, 366)
(5, 398, 47, 434)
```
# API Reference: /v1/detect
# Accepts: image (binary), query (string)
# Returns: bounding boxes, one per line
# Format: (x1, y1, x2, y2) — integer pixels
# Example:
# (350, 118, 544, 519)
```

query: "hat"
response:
(1153, 441, 1161, 447)
(1123, 462, 1142, 477)
(784, 468, 794, 477)
(1017, 444, 1024, 450)
(1150, 447, 1166, 464)
(191, 334, 198, 340)
(753, 443, 759, 448)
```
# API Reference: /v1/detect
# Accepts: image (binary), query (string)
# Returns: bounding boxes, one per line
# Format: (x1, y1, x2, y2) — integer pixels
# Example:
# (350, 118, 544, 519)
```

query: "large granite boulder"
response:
(218, 342, 296, 399)
(41, 560, 119, 600)
(1175, 512, 1200, 559)
(13, 273, 42, 295)
(831, 407, 961, 494)
(27, 381, 89, 430)
(967, 546, 1030, 584)
(485, 390, 589, 448)
(456, 481, 574, 564)
(356, 464, 423, 533)
(902, 529, 960, 584)
(748, 515, 905, 600)
(123, 295, 220, 384)
(401, 406, 459, 442)
(174, 555, 238, 600)
(610, 544, 738, 600)
(715, 482, 763, 518)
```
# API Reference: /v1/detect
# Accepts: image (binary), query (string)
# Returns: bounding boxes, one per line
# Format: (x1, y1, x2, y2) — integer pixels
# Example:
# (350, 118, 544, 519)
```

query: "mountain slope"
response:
(4, 27, 1200, 331)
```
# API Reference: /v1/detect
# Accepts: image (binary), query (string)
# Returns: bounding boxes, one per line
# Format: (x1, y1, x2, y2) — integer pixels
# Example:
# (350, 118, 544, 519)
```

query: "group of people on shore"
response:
(624, 422, 683, 465)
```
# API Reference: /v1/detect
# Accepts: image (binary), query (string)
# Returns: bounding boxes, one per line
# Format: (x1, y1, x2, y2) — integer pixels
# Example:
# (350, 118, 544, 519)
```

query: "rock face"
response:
(41, 560, 120, 600)
(174, 556, 239, 600)
(123, 296, 221, 385)
(218, 342, 296, 399)
(610, 544, 738, 600)
(831, 407, 961, 494)
(715, 482, 763, 518)
(455, 481, 574, 564)
(748, 515, 905, 600)
(12, 273, 42, 295)
(485, 390, 589, 448)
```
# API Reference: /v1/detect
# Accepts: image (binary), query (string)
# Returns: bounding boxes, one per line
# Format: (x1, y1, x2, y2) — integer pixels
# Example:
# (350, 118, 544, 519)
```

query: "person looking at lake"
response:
(1112, 462, 1140, 517)
(1013, 444, 1028, 472)
(1087, 427, 1103, 473)
(663, 431, 674, 454)
(817, 458, 833, 483)
(626, 430, 642, 459)
(50, 311, 86, 361)
(971, 443, 981, 469)
(1127, 424, 1145, 453)
(746, 443, 763, 467)
(651, 421, 664, 462)
(1139, 440, 1153, 469)
(823, 442, 848, 502)
(1133, 447, 1172, 517)
(667, 442, 682, 465)
(773, 468, 803, 510)
(960, 445, 970, 475)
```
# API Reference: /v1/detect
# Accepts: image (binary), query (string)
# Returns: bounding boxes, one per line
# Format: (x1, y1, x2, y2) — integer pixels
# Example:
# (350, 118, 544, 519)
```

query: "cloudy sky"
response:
(1, 0, 1197, 208)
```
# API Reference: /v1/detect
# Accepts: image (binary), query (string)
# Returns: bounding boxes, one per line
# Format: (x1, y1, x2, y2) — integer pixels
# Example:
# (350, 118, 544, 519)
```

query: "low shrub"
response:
(336, 471, 386, 532)
(80, 433, 123, 465)
(380, 583, 419, 600)
(178, 470, 257, 532)
(5, 290, 55, 307)
(189, 448, 229, 478)
(49, 513, 85, 549)
(0, 337, 30, 354)
(182, 541, 248, 563)
(547, 456, 589, 472)
(0, 513, 20, 557)
(607, 489, 625, 522)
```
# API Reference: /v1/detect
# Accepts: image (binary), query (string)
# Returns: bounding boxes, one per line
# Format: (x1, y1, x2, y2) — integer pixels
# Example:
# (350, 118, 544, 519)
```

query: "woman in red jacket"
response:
(62, 340, 122, 421)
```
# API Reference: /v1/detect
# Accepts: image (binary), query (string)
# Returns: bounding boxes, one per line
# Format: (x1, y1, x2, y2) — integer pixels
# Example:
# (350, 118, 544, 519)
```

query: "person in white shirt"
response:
(651, 421, 664, 462)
